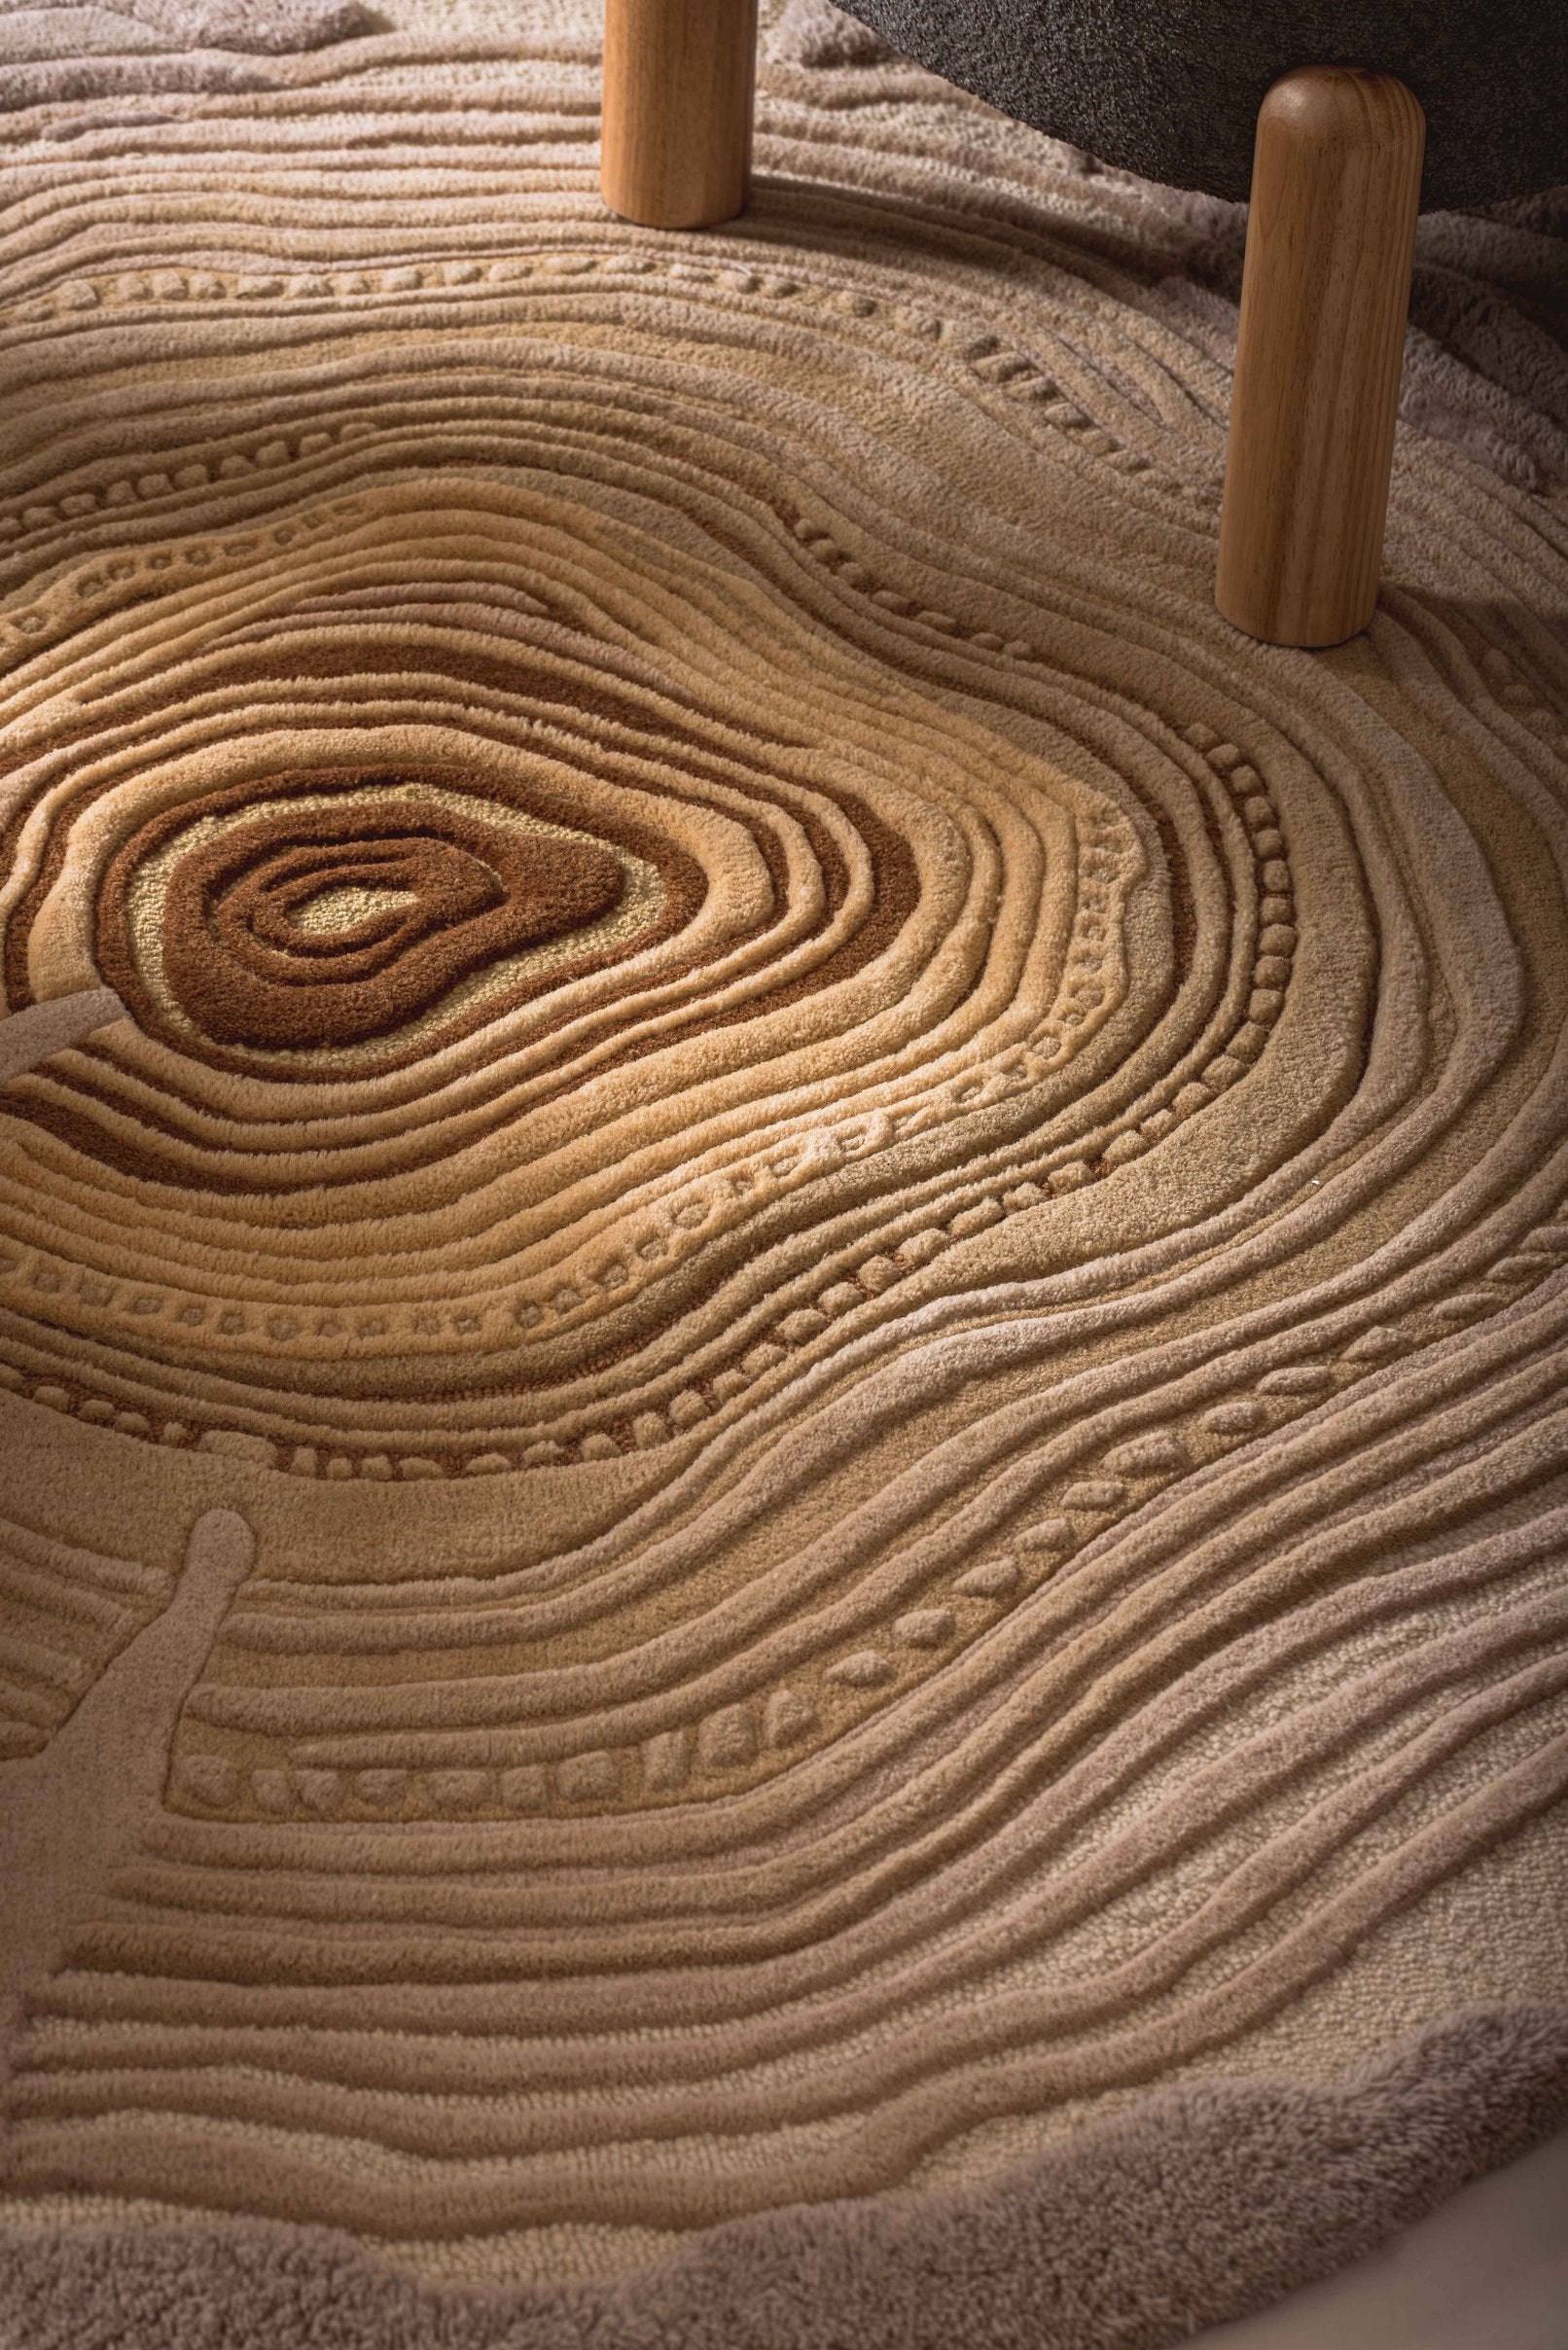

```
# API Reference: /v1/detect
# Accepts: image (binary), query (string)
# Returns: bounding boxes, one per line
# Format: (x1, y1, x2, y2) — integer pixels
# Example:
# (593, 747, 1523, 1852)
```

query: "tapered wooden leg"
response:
(1216, 67, 1424, 649)
(601, 0, 760, 231)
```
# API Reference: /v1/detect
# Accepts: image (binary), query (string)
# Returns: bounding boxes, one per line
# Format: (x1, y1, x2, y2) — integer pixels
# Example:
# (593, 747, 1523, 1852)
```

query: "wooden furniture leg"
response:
(1215, 66, 1425, 648)
(601, 0, 760, 231)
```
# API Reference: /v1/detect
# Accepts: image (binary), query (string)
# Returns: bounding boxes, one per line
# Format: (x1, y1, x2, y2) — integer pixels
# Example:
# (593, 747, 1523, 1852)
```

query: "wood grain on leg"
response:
(1216, 67, 1424, 649)
(601, 0, 760, 230)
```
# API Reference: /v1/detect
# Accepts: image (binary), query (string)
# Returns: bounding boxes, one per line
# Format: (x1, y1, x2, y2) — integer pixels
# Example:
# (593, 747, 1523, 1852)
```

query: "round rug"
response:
(0, 4, 1566, 2343)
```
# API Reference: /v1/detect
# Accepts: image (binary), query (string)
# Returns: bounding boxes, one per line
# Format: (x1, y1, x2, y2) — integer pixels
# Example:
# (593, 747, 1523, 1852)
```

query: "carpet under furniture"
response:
(0, 5, 1566, 2344)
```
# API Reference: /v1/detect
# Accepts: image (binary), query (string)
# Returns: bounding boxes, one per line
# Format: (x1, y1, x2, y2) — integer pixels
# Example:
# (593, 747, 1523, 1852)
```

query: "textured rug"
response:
(1, 3, 1567, 2343)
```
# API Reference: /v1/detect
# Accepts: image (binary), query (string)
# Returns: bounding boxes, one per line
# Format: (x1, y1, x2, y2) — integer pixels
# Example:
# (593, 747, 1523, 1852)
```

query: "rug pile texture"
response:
(0, 3, 1566, 2343)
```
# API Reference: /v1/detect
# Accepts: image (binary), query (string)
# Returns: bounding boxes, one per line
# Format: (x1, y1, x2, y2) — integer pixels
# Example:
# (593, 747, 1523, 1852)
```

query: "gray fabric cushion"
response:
(832, 1, 1568, 208)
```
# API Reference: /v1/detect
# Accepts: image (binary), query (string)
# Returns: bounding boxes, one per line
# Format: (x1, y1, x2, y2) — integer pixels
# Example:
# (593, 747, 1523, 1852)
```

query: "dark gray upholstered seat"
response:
(832, 2, 1568, 208)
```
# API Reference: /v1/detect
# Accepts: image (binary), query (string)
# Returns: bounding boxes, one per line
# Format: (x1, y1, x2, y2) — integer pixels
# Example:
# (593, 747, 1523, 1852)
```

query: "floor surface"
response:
(1194, 2129, 1568, 2349)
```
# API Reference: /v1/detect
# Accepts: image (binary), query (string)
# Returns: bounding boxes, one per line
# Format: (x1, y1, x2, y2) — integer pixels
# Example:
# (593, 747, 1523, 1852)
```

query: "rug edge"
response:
(2, 1997, 1566, 2349)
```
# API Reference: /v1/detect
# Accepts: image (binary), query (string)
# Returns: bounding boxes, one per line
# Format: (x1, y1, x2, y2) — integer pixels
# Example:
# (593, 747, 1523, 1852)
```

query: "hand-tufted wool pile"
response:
(1, 4, 1566, 2344)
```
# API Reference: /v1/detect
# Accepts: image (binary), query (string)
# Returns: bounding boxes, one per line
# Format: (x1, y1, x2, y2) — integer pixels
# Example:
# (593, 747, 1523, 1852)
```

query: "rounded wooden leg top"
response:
(601, 0, 760, 231)
(1216, 66, 1425, 649)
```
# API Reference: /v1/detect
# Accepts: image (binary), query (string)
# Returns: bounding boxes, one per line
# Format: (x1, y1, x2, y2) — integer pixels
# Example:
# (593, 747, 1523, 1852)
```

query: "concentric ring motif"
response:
(0, 0, 1565, 2316)
(108, 776, 633, 1054)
